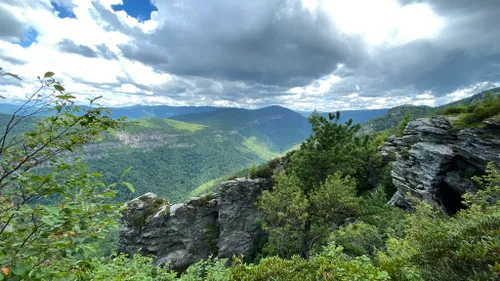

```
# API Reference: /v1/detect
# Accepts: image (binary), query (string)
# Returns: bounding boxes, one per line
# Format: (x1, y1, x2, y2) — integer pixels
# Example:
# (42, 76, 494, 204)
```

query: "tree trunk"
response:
(300, 218, 311, 259)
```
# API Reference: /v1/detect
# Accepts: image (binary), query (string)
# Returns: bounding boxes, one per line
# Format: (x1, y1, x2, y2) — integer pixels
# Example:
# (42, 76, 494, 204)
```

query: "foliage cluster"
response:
(257, 111, 387, 259)
(0, 70, 131, 280)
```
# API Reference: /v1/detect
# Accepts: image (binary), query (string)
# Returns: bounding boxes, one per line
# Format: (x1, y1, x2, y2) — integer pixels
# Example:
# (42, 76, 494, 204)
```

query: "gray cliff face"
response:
(118, 178, 272, 270)
(385, 116, 500, 212)
(217, 178, 270, 259)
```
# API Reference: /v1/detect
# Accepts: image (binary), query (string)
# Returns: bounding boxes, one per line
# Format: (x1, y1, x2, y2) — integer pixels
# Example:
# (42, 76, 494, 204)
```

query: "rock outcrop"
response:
(118, 178, 272, 270)
(386, 116, 500, 212)
(217, 178, 270, 259)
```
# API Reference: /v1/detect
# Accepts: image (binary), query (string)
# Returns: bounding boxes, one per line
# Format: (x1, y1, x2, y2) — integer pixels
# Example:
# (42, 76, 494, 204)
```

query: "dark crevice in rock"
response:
(437, 182, 466, 214)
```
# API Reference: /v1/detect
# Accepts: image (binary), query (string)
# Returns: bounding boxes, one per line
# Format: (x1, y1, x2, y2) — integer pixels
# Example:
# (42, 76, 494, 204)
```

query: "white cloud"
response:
(441, 82, 499, 103)
(0, 0, 497, 112)
(116, 83, 141, 93)
(288, 73, 341, 96)
(319, 0, 443, 45)
(416, 91, 435, 100)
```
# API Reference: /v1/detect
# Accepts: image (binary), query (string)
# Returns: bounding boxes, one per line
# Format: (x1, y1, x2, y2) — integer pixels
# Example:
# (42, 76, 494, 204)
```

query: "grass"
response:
(124, 118, 207, 133)
(189, 177, 227, 197)
(486, 113, 500, 124)
(242, 136, 279, 160)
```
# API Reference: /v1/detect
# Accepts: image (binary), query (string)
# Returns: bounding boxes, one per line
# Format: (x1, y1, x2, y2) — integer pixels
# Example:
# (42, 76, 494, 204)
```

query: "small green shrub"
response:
(132, 199, 170, 228)
(441, 105, 468, 115)
(85, 254, 176, 281)
(230, 245, 390, 281)
(396, 112, 412, 136)
(400, 150, 410, 160)
(330, 222, 383, 257)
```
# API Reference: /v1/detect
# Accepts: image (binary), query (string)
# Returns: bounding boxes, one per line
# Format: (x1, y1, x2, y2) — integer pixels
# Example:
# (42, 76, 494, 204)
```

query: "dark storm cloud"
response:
(94, 0, 368, 87)
(0, 4, 26, 40)
(0, 53, 26, 65)
(58, 39, 98, 58)
(89, 0, 500, 108)
(57, 39, 119, 60)
(119, 42, 169, 66)
(96, 44, 119, 60)
(359, 0, 500, 97)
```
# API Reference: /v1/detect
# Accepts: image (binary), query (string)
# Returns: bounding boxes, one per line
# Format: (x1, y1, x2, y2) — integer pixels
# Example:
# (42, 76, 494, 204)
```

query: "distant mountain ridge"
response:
(171, 105, 311, 152)
(358, 105, 435, 134)
(359, 87, 500, 133)
(299, 108, 389, 125)
(107, 105, 222, 119)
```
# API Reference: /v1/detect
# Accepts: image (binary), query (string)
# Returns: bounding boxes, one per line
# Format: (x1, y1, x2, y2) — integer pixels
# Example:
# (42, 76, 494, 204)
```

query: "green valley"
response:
(79, 106, 311, 203)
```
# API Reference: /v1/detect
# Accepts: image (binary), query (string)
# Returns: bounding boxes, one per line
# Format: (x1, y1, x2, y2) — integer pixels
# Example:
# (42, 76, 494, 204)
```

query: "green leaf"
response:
(5, 72, 21, 80)
(12, 262, 27, 275)
(100, 192, 115, 197)
(121, 166, 132, 178)
(54, 85, 66, 92)
(44, 71, 55, 78)
(44, 206, 59, 216)
(122, 181, 135, 193)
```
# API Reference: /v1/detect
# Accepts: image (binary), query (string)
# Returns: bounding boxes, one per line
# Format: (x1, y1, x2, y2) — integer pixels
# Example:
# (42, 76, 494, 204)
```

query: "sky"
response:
(0, 0, 499, 111)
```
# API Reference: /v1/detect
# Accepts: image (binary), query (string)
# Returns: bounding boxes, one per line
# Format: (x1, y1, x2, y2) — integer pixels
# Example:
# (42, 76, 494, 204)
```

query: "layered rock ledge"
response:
(384, 116, 500, 212)
(118, 178, 272, 270)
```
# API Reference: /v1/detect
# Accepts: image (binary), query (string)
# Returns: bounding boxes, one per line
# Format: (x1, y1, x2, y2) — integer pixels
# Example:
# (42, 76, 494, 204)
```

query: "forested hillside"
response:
(171, 105, 311, 152)
(358, 105, 435, 134)
(83, 106, 310, 202)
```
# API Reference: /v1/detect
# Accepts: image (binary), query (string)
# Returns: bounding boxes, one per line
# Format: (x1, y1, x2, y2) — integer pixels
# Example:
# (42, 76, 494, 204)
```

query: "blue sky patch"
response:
(111, 0, 158, 22)
(18, 27, 39, 48)
(51, 1, 76, 19)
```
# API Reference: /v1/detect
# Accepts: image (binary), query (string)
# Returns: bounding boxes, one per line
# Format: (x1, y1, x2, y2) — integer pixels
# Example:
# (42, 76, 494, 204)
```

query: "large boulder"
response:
(118, 177, 271, 271)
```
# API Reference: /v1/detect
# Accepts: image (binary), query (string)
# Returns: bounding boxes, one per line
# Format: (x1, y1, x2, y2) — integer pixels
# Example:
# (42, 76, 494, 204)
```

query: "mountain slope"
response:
(107, 105, 221, 119)
(359, 105, 434, 134)
(83, 119, 277, 203)
(171, 105, 311, 152)
(0, 106, 312, 203)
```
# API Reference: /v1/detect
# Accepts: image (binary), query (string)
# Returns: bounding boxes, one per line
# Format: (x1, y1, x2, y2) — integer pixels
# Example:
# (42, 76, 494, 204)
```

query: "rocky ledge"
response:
(118, 177, 272, 270)
(383, 116, 500, 213)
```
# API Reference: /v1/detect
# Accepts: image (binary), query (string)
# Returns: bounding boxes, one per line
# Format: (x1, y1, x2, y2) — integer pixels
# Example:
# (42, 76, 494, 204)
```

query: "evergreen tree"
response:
(259, 112, 371, 258)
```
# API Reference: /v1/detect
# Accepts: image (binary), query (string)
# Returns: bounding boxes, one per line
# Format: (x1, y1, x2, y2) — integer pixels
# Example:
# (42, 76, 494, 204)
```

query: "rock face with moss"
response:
(118, 192, 219, 270)
(118, 178, 272, 270)
(387, 116, 500, 212)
